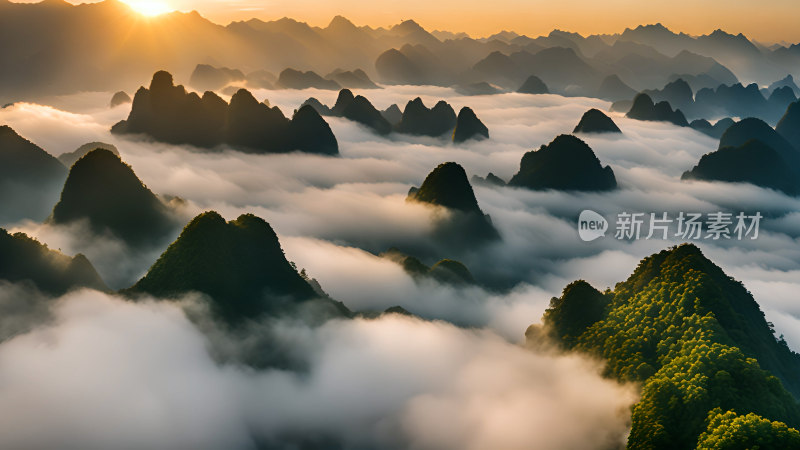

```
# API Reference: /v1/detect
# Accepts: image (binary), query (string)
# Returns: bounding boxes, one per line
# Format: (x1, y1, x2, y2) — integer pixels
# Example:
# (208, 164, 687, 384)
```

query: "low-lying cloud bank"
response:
(0, 287, 637, 449)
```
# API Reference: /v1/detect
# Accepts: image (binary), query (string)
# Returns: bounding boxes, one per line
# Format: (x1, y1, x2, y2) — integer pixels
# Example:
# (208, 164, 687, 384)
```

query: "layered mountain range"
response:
(2, 1, 800, 103)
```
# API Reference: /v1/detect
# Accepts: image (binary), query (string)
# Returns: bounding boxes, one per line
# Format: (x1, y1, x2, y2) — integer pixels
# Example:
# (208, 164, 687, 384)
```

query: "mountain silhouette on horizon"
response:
(573, 109, 622, 133)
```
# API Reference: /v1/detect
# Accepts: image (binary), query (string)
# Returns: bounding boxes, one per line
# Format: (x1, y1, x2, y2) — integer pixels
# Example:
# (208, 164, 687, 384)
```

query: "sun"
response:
(123, 0, 173, 17)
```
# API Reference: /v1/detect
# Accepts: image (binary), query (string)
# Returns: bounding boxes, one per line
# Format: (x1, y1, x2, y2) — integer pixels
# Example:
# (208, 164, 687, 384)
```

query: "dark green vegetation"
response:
(0, 125, 67, 222)
(452, 107, 489, 143)
(516, 75, 549, 94)
(777, 101, 800, 151)
(127, 211, 350, 321)
(408, 162, 500, 242)
(573, 108, 622, 134)
(112, 71, 338, 155)
(682, 140, 800, 195)
(626, 93, 689, 127)
(381, 248, 475, 286)
(509, 134, 617, 191)
(0, 228, 107, 295)
(50, 149, 178, 246)
(529, 244, 800, 449)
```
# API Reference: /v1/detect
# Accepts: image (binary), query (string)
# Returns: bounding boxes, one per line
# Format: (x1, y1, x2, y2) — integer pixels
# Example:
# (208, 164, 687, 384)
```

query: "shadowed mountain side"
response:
(112, 71, 338, 155)
(452, 107, 489, 143)
(325, 68, 379, 89)
(528, 244, 800, 447)
(110, 91, 131, 107)
(718, 117, 800, 167)
(682, 140, 800, 195)
(573, 109, 622, 133)
(126, 211, 351, 322)
(517, 75, 549, 94)
(595, 74, 636, 101)
(0, 125, 67, 223)
(276, 68, 340, 90)
(777, 101, 800, 151)
(50, 149, 179, 247)
(472, 173, 506, 187)
(190, 64, 245, 91)
(407, 162, 500, 243)
(690, 118, 735, 139)
(509, 135, 617, 191)
(396, 98, 457, 137)
(57, 142, 118, 168)
(0, 228, 107, 295)
(626, 93, 689, 127)
(381, 248, 476, 286)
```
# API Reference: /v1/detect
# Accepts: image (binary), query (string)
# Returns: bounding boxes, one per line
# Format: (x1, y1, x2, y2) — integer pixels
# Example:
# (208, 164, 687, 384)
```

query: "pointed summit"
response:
(50, 149, 177, 246)
(626, 93, 688, 127)
(0, 228, 107, 295)
(0, 125, 67, 222)
(452, 107, 489, 143)
(127, 211, 349, 320)
(517, 75, 549, 94)
(408, 162, 499, 242)
(573, 109, 622, 134)
(509, 135, 617, 191)
(396, 97, 457, 136)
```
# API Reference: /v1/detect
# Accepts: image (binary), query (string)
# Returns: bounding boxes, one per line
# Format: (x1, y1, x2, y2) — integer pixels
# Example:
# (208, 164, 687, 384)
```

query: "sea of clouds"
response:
(1, 83, 798, 448)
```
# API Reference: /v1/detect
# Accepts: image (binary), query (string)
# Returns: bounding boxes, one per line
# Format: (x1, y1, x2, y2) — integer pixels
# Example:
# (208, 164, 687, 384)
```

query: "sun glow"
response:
(123, 0, 173, 17)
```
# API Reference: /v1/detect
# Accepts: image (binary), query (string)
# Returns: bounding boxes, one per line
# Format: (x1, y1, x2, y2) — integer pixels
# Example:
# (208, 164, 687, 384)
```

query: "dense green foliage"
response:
(112, 71, 338, 155)
(508, 134, 617, 191)
(696, 408, 800, 449)
(532, 244, 800, 449)
(0, 228, 107, 295)
(50, 149, 177, 246)
(127, 211, 350, 321)
(573, 108, 622, 134)
(452, 107, 489, 143)
(682, 140, 800, 195)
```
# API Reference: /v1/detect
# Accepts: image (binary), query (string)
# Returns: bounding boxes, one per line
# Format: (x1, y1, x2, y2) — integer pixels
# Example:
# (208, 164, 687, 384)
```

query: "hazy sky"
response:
(54, 0, 800, 44)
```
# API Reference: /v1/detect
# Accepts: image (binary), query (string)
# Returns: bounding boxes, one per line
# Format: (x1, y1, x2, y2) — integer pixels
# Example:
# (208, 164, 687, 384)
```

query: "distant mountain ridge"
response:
(1, 1, 798, 103)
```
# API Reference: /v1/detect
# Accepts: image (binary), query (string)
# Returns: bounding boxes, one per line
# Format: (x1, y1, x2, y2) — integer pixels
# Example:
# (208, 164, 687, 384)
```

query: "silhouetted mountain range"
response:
(0, 125, 67, 223)
(112, 71, 338, 154)
(626, 93, 689, 127)
(276, 68, 341, 90)
(690, 118, 735, 139)
(397, 98, 457, 137)
(777, 101, 800, 150)
(126, 211, 350, 321)
(595, 74, 637, 101)
(0, 2, 797, 104)
(50, 148, 178, 246)
(0, 228, 107, 295)
(509, 134, 617, 191)
(573, 109, 622, 133)
(190, 64, 245, 91)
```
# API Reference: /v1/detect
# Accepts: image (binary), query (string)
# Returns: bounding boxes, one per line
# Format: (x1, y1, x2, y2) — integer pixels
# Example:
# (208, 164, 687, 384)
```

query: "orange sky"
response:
(45, 0, 800, 44)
